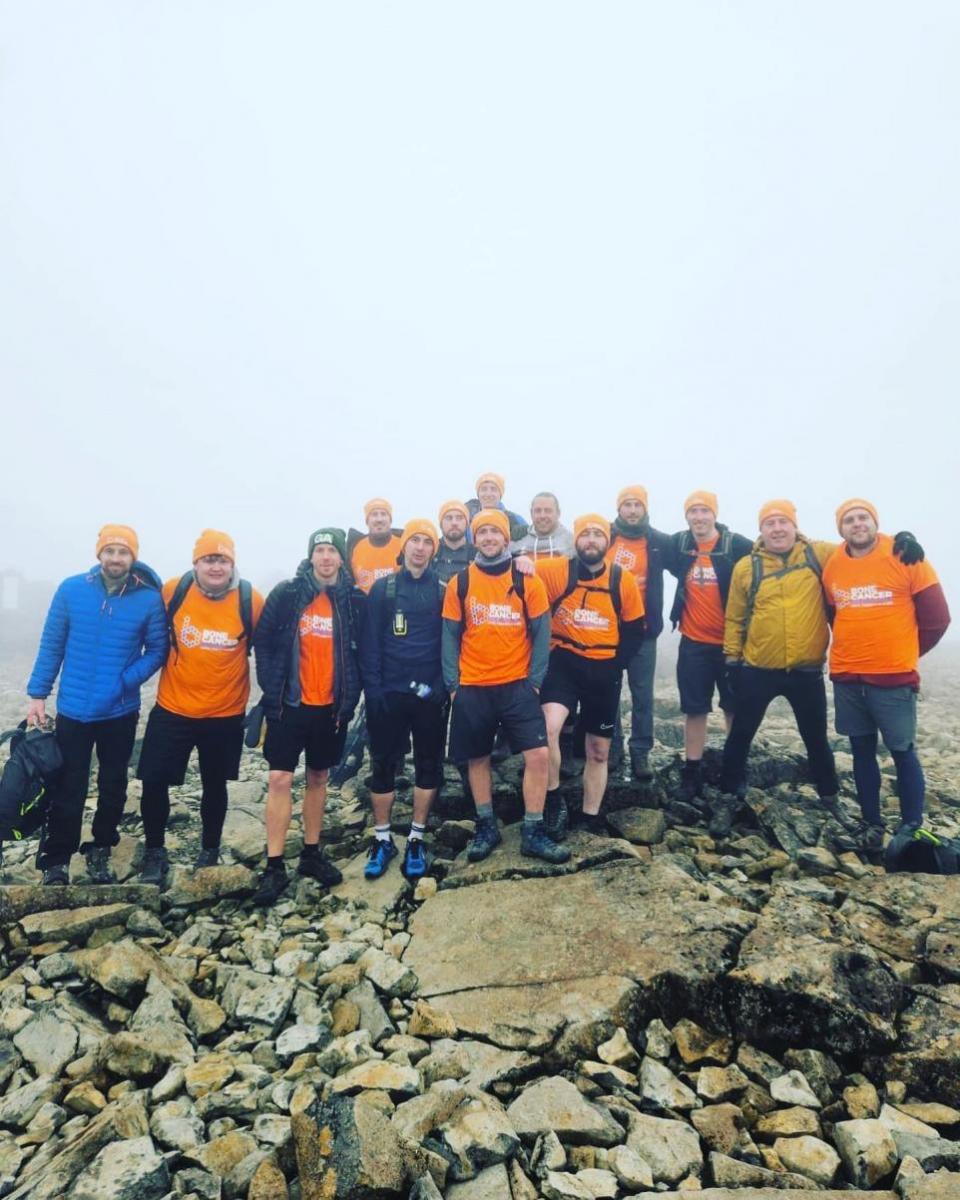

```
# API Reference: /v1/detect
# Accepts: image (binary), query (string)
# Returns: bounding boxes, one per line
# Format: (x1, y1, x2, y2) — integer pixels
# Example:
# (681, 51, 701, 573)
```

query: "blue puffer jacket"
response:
(27, 563, 167, 722)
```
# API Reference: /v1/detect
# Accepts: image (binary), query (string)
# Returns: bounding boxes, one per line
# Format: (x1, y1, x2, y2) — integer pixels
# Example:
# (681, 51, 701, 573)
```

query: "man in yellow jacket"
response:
(717, 500, 838, 834)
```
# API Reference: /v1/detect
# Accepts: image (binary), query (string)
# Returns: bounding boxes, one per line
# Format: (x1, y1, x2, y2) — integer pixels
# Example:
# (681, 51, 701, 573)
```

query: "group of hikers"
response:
(23, 472, 950, 905)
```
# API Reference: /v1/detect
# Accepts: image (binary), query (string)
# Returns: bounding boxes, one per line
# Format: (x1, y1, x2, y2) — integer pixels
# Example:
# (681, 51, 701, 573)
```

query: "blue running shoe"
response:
(364, 837, 398, 880)
(402, 839, 428, 882)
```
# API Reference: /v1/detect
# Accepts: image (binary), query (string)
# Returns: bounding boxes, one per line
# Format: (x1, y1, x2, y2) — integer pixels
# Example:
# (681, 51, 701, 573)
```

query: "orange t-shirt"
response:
(679, 534, 725, 645)
(298, 593, 336, 706)
(606, 536, 649, 607)
(158, 579, 265, 718)
(536, 557, 644, 660)
(822, 534, 939, 677)
(351, 535, 401, 595)
(442, 564, 550, 686)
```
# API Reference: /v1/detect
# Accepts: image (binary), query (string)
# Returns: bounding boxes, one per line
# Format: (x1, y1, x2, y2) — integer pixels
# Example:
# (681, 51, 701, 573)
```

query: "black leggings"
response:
(141, 760, 229, 850)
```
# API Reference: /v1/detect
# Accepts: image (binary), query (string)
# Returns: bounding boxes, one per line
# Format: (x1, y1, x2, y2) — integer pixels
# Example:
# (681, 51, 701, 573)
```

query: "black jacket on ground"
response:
(254, 561, 361, 723)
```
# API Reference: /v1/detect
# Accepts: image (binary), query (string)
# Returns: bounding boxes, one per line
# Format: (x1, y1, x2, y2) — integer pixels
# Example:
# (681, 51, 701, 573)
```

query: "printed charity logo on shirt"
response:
(467, 596, 522, 627)
(179, 615, 240, 651)
(690, 563, 718, 586)
(556, 604, 611, 632)
(357, 566, 394, 592)
(831, 583, 895, 611)
(299, 612, 333, 638)
(612, 546, 646, 586)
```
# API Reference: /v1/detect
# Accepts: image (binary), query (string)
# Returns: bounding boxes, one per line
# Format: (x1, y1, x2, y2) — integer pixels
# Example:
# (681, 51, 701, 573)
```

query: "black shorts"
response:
(263, 704, 347, 773)
(367, 691, 447, 791)
(137, 704, 245, 785)
(448, 680, 547, 762)
(677, 636, 733, 716)
(540, 649, 621, 738)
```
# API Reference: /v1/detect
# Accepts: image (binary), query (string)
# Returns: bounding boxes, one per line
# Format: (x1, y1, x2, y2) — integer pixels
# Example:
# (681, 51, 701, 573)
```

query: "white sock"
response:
(408, 822, 426, 843)
(375, 824, 391, 842)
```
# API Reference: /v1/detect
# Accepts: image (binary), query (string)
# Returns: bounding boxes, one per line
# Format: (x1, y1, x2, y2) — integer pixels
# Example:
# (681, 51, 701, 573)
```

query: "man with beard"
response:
(517, 515, 644, 835)
(349, 499, 402, 594)
(27, 524, 167, 885)
(434, 500, 476, 583)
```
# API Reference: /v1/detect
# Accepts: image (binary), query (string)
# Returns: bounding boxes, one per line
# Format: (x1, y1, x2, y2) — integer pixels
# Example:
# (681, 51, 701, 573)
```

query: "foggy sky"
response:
(1, 3, 957, 626)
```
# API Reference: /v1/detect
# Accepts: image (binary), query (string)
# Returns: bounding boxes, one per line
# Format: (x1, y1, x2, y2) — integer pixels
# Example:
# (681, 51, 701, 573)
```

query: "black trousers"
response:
(720, 667, 838, 797)
(38, 711, 139, 869)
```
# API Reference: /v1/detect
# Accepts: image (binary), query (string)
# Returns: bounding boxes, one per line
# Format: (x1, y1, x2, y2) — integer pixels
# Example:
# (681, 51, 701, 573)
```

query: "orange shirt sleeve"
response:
(533, 556, 570, 603)
(906, 559, 939, 594)
(442, 574, 463, 621)
(523, 574, 550, 621)
(250, 588, 265, 630)
(619, 569, 645, 621)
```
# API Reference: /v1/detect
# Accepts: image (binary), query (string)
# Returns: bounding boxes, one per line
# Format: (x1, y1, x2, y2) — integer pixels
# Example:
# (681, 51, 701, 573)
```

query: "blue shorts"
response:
(833, 682, 917, 752)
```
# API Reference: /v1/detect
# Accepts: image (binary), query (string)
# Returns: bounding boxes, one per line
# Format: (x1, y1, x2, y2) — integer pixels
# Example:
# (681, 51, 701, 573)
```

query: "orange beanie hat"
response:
(438, 499, 469, 523)
(364, 497, 393, 521)
(758, 499, 798, 527)
(574, 513, 611, 542)
(399, 518, 438, 555)
(475, 472, 505, 497)
(835, 498, 879, 533)
(193, 529, 235, 562)
(96, 524, 139, 559)
(471, 508, 510, 541)
(684, 490, 718, 516)
(616, 485, 648, 512)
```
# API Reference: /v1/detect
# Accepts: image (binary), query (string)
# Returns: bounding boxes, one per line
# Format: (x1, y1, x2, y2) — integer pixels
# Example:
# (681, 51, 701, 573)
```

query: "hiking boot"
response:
(521, 822, 571, 863)
(140, 847, 169, 888)
(83, 844, 115, 885)
(855, 822, 885, 858)
(298, 848, 343, 886)
(364, 838, 398, 880)
(543, 791, 569, 842)
(467, 817, 502, 862)
(194, 847, 221, 870)
(679, 761, 703, 803)
(401, 839, 428, 882)
(42, 864, 69, 887)
(571, 809, 607, 836)
(630, 750, 654, 782)
(253, 866, 289, 907)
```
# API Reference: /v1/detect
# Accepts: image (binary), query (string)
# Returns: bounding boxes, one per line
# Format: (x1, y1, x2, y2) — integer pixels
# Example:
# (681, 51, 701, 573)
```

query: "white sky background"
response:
(1, 3, 957, 619)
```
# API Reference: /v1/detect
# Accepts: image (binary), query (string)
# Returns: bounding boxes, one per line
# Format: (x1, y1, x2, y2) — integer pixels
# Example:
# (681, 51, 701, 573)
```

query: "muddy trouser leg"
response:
(90, 712, 139, 848)
(720, 667, 775, 793)
(626, 638, 657, 759)
(783, 671, 838, 797)
(37, 714, 97, 870)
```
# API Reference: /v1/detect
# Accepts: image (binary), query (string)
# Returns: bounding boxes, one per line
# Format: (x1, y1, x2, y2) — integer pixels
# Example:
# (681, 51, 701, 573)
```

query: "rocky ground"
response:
(0, 648, 958, 1199)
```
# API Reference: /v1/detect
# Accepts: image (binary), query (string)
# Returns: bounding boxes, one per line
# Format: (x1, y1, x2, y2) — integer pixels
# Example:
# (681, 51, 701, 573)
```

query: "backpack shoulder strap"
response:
(743, 554, 765, 635)
(166, 572, 194, 654)
(385, 573, 398, 604)
(237, 579, 254, 656)
(610, 562, 623, 622)
(719, 529, 733, 557)
(803, 542, 823, 578)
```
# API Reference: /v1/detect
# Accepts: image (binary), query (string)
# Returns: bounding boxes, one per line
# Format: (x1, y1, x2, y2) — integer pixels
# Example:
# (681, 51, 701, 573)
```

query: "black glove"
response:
(724, 660, 742, 701)
(892, 531, 924, 565)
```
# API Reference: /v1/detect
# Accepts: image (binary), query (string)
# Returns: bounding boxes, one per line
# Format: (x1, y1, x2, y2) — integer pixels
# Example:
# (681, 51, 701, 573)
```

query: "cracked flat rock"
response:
(405, 859, 754, 1030)
(440, 824, 640, 888)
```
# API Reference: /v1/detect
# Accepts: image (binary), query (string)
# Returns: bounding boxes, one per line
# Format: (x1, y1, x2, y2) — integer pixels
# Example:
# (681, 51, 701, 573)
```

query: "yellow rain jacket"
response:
(724, 535, 837, 670)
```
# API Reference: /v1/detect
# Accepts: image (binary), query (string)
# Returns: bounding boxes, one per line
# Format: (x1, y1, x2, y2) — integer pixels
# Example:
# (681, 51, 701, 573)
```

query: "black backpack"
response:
(884, 824, 960, 875)
(0, 723, 63, 843)
(167, 573, 255, 657)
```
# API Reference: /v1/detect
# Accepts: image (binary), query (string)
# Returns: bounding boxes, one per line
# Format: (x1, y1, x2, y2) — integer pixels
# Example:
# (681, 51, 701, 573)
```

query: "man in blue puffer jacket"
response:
(26, 524, 167, 885)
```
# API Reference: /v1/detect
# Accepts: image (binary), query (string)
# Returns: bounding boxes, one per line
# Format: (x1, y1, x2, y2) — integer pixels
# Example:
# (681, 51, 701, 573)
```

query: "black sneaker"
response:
(140, 847, 169, 888)
(630, 751, 654, 782)
(571, 810, 607, 836)
(297, 849, 343, 887)
(82, 844, 115, 885)
(543, 791, 569, 842)
(855, 822, 885, 857)
(521, 822, 571, 863)
(253, 866, 289, 907)
(194, 847, 221, 870)
(42, 864, 69, 887)
(467, 817, 502, 862)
